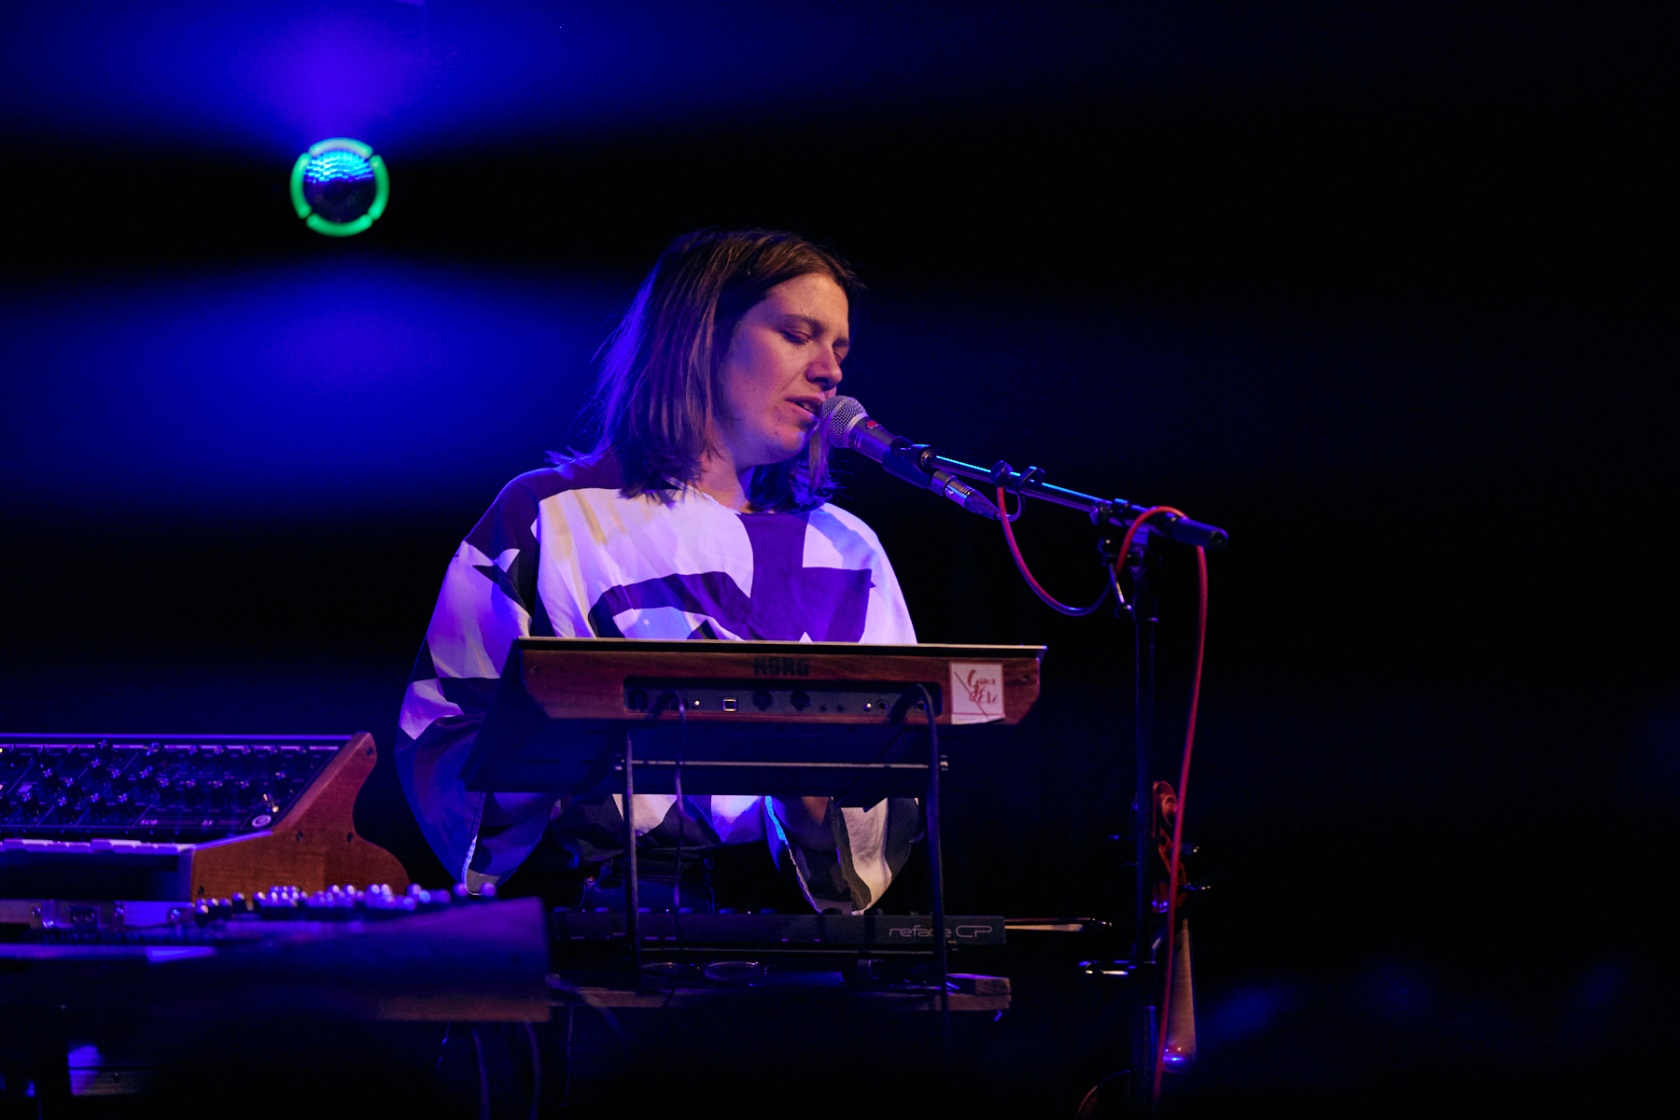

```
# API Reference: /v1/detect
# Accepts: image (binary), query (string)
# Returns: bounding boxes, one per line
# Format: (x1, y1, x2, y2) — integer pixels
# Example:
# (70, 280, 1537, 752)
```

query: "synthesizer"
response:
(550, 910, 1008, 951)
(0, 733, 408, 900)
(0, 885, 550, 1023)
(466, 638, 1045, 798)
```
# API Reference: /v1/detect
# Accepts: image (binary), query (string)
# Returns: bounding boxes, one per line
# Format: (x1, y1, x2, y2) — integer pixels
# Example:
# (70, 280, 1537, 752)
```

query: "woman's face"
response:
(712, 272, 850, 472)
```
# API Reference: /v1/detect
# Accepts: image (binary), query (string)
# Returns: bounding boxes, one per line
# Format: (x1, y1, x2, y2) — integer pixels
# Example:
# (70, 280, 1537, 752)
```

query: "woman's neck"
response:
(695, 450, 755, 511)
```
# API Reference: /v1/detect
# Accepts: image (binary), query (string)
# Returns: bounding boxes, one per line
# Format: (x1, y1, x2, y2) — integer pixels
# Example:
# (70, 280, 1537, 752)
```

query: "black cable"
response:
(561, 1003, 574, 1111)
(909, 684, 952, 1065)
(471, 1026, 489, 1120)
(623, 726, 642, 986)
(669, 690, 686, 916)
(659, 696, 690, 1042)
(640, 690, 689, 1006)
(547, 977, 631, 1063)
(524, 1022, 541, 1120)
(671, 691, 688, 969)
(436, 1021, 452, 1074)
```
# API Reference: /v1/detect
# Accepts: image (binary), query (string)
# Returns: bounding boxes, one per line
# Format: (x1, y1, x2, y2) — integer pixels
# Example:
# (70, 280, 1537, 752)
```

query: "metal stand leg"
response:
(623, 729, 643, 988)
(1129, 532, 1162, 1114)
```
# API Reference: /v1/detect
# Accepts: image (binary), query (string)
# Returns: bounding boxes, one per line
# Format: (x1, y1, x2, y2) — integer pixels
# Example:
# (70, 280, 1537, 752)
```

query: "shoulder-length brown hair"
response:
(575, 228, 861, 512)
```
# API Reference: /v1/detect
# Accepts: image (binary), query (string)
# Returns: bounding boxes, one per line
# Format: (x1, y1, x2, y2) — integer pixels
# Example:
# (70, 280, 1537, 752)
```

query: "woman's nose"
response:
(809, 350, 842, 391)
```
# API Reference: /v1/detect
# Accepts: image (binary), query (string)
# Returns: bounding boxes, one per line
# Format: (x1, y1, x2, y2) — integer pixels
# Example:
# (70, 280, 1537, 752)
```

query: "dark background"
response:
(2, 1, 1675, 1112)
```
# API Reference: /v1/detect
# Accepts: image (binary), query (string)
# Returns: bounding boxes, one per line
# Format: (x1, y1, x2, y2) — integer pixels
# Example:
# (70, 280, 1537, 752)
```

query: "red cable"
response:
(1153, 540, 1208, 1104)
(1008, 502, 1210, 1109)
(1113, 505, 1183, 589)
(995, 486, 1110, 616)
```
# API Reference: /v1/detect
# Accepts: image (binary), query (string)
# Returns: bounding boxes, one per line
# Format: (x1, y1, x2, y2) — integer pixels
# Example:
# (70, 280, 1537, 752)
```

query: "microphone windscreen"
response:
(819, 395, 868, 447)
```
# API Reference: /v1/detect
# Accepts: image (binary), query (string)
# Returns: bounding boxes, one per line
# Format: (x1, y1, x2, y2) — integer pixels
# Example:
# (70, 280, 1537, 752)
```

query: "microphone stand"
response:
(906, 445, 1226, 1114)
(1127, 528, 1163, 1113)
(910, 447, 1227, 549)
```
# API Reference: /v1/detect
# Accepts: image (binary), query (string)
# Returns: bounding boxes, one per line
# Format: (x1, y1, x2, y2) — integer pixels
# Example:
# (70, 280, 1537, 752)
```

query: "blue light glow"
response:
(0, 258, 619, 518)
(0, 3, 1139, 157)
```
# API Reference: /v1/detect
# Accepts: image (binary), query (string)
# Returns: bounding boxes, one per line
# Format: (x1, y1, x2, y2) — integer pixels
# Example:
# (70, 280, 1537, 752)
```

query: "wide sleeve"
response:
(768, 505, 922, 911)
(393, 472, 561, 883)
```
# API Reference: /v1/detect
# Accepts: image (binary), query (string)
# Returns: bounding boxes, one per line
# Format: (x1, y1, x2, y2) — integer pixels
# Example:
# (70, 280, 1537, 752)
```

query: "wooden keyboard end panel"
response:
(188, 732, 411, 899)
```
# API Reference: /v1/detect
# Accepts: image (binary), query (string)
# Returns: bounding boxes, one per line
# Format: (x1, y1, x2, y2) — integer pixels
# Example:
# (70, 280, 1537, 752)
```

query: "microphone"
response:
(819, 396, 1000, 520)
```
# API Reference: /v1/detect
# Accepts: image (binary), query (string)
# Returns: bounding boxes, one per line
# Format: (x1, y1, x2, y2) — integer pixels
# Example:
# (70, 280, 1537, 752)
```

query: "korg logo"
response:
(753, 657, 810, 677)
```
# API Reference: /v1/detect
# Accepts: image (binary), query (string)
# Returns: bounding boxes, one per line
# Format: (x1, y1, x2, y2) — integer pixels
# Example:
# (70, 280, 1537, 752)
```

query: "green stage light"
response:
(290, 138, 389, 237)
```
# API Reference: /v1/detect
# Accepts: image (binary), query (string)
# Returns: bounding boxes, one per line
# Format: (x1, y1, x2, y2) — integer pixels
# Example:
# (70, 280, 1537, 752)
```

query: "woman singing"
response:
(394, 229, 920, 912)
